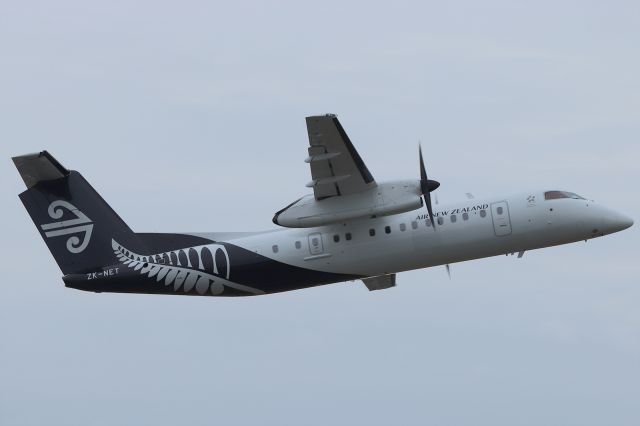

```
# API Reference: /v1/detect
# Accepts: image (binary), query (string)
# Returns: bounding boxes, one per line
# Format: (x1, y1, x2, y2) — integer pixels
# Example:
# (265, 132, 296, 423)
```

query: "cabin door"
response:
(490, 201, 512, 236)
(307, 232, 325, 255)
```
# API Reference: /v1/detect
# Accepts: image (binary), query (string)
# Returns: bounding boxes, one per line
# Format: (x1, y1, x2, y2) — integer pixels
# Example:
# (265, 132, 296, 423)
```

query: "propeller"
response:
(418, 145, 440, 228)
(445, 264, 451, 279)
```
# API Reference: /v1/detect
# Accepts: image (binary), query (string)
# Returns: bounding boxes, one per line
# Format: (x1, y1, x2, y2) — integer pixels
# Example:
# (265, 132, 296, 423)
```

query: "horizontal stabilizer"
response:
(12, 150, 69, 188)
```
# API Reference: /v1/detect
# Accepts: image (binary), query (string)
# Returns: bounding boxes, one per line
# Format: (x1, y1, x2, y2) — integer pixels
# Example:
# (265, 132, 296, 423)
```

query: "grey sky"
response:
(1, 1, 639, 425)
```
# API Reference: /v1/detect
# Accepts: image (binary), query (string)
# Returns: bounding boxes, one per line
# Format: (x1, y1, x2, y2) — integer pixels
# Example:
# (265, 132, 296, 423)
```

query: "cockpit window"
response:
(544, 191, 585, 200)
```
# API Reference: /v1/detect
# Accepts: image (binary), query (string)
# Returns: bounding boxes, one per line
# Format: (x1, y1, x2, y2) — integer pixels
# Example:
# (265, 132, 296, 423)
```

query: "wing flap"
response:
(362, 274, 396, 291)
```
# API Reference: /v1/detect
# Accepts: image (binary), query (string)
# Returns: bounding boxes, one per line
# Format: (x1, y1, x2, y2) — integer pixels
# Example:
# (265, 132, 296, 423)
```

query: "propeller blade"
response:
(419, 145, 428, 183)
(425, 193, 436, 228)
(419, 144, 438, 229)
(446, 264, 451, 279)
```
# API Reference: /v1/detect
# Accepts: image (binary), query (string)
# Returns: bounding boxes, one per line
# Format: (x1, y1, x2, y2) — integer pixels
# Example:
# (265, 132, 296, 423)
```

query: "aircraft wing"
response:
(305, 114, 377, 199)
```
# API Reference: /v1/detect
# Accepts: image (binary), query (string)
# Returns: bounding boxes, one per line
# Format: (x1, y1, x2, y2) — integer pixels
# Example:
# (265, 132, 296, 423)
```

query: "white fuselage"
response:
(16, 149, 633, 297)
(223, 190, 632, 279)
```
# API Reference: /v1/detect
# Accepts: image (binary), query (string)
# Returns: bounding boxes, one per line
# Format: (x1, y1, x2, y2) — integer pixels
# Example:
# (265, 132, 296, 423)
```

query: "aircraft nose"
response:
(602, 211, 634, 234)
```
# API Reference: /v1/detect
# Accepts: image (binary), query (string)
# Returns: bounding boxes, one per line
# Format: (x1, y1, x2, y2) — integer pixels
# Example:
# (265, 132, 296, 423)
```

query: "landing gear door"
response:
(491, 201, 512, 236)
(308, 232, 324, 255)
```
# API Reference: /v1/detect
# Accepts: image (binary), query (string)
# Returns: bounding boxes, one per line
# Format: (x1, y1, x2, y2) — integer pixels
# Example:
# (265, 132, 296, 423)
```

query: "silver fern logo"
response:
(41, 200, 93, 253)
(112, 239, 264, 296)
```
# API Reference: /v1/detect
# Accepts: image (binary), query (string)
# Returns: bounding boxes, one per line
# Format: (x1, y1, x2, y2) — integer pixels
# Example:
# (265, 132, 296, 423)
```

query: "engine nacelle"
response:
(273, 180, 423, 228)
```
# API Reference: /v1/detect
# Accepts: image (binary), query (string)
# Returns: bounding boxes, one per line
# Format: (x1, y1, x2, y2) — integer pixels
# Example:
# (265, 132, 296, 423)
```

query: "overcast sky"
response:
(1, 1, 639, 425)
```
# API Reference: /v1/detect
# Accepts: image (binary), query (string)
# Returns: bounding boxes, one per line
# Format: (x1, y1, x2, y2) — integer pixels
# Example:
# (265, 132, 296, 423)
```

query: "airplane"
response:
(13, 114, 634, 296)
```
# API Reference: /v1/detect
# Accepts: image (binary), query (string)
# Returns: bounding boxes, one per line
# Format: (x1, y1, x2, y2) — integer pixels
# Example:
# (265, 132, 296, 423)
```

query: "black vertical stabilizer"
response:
(14, 151, 145, 275)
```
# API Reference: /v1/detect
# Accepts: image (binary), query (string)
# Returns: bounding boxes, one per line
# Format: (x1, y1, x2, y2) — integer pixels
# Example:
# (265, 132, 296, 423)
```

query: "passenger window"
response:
(437, 217, 444, 225)
(333, 234, 340, 243)
(411, 221, 418, 230)
(369, 229, 376, 237)
(425, 219, 431, 227)
(450, 214, 457, 223)
(345, 232, 352, 241)
(463, 212, 469, 221)
(295, 241, 301, 249)
(311, 237, 320, 250)
(272, 245, 279, 253)
(497, 207, 503, 215)
(385, 226, 391, 234)
(480, 209, 487, 218)
(400, 223, 406, 231)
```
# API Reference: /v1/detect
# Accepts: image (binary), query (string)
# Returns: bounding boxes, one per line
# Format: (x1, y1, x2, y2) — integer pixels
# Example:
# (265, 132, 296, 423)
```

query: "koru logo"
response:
(40, 200, 94, 253)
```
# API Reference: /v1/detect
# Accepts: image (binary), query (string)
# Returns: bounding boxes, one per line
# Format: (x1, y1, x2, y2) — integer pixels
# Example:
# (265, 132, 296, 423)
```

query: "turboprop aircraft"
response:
(13, 114, 633, 296)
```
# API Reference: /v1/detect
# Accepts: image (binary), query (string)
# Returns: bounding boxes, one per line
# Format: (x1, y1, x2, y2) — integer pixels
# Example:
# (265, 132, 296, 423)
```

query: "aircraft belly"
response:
(63, 235, 361, 296)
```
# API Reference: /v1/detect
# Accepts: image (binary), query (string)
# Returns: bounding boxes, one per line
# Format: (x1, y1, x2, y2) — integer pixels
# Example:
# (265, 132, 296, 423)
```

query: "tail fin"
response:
(13, 151, 143, 275)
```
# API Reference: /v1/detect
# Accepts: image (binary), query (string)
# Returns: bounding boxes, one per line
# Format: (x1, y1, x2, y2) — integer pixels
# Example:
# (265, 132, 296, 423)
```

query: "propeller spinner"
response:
(419, 145, 440, 229)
